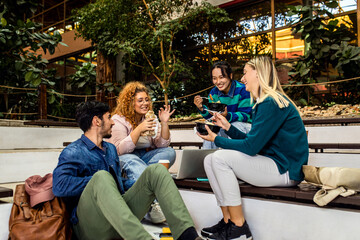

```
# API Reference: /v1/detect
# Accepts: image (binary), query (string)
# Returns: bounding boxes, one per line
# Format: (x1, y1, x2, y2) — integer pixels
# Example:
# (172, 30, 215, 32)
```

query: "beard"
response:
(103, 133, 112, 139)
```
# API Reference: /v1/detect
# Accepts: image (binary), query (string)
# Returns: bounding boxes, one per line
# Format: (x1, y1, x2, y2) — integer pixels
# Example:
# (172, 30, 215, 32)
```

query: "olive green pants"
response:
(73, 164, 194, 240)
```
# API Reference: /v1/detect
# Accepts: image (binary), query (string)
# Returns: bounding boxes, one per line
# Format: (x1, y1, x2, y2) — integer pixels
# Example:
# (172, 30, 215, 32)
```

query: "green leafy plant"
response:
(333, 42, 360, 76)
(74, 0, 231, 104)
(286, 0, 360, 105)
(0, 0, 65, 118)
(69, 62, 97, 95)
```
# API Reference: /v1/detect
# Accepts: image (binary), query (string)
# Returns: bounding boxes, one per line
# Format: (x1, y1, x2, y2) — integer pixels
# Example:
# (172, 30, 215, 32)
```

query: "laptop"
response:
(171, 149, 216, 179)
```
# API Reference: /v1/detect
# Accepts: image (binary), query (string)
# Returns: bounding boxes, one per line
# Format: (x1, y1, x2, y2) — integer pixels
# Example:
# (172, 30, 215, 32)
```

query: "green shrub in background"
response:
(0, 0, 65, 119)
(286, 0, 360, 106)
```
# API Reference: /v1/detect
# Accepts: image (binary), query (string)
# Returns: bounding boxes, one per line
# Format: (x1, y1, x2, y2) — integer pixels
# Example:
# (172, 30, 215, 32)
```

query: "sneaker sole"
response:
(207, 235, 252, 240)
(201, 230, 212, 238)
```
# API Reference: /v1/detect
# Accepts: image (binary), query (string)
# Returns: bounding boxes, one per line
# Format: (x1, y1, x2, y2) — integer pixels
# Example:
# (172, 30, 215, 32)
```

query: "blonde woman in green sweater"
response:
(197, 56, 308, 240)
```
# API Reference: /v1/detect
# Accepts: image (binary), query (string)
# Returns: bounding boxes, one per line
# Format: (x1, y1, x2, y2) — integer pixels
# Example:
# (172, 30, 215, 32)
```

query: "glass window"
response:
(220, 0, 272, 40)
(274, 0, 302, 28)
(275, 28, 304, 60)
(316, 0, 357, 15)
(339, 0, 357, 12)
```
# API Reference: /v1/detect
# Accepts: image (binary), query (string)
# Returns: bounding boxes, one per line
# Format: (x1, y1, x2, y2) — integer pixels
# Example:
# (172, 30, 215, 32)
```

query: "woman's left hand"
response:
(196, 125, 217, 142)
(158, 105, 175, 123)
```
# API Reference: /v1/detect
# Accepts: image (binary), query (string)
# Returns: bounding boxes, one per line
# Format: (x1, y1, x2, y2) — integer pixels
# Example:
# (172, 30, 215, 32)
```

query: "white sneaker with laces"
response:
(149, 202, 166, 224)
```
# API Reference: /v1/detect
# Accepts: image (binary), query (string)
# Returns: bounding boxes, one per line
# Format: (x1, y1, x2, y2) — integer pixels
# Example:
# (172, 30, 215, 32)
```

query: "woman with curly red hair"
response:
(106, 81, 176, 223)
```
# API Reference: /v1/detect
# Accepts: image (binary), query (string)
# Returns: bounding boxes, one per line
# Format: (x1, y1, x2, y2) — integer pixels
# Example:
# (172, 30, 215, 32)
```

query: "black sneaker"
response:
(201, 218, 227, 238)
(207, 220, 252, 240)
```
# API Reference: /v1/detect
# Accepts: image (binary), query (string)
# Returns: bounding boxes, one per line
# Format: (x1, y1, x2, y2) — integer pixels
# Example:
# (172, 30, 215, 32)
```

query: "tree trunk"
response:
(164, 93, 168, 106)
(96, 50, 116, 110)
(159, 80, 169, 106)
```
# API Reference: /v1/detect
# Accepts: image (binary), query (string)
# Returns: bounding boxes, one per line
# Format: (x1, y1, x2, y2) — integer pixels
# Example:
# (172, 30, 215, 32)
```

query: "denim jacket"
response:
(53, 134, 125, 224)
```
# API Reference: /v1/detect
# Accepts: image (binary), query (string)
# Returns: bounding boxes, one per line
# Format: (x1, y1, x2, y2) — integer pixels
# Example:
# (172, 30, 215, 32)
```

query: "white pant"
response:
(204, 150, 299, 206)
(202, 122, 251, 149)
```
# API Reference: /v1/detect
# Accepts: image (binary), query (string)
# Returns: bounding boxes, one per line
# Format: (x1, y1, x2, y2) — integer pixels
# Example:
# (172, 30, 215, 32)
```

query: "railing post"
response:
(107, 92, 116, 111)
(96, 50, 116, 107)
(96, 90, 105, 103)
(39, 84, 47, 120)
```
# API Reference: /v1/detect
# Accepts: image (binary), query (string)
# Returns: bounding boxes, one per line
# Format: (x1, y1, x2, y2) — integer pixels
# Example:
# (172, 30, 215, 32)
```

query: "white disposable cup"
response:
(158, 160, 170, 169)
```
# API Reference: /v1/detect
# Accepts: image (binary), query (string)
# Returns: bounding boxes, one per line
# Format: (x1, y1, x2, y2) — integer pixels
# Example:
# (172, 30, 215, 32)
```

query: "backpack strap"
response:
(313, 187, 347, 206)
(44, 201, 53, 217)
(14, 184, 32, 220)
(20, 201, 32, 220)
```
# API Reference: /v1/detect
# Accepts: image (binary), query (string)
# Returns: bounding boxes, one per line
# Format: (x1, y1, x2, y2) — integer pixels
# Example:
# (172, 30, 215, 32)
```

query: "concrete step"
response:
(0, 201, 166, 240)
(0, 150, 60, 183)
(2, 124, 360, 149)
(2, 189, 359, 240)
(308, 153, 360, 168)
(1, 150, 359, 184)
(306, 125, 360, 144)
(0, 126, 81, 150)
(0, 203, 12, 240)
(180, 189, 360, 240)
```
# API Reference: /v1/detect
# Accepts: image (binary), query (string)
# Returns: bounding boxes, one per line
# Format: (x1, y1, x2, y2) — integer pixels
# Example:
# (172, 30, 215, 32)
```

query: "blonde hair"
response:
(246, 56, 297, 109)
(112, 81, 152, 128)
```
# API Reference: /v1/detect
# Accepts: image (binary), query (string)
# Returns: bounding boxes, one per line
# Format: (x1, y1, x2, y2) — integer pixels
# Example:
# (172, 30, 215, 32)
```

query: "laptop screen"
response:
(173, 149, 216, 179)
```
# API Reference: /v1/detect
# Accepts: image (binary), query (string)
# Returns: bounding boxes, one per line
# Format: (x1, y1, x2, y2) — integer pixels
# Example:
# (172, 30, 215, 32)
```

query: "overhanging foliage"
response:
(74, 0, 231, 103)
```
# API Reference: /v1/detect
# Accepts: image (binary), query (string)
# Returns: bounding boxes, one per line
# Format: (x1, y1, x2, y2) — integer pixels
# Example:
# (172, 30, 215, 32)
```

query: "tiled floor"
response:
(142, 218, 171, 240)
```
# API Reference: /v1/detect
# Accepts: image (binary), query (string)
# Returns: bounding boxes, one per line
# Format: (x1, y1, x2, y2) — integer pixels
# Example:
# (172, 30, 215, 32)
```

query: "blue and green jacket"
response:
(199, 80, 253, 123)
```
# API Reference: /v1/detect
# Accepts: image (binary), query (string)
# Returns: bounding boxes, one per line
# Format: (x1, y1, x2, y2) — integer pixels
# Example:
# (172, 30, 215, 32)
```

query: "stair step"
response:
(0, 151, 60, 183)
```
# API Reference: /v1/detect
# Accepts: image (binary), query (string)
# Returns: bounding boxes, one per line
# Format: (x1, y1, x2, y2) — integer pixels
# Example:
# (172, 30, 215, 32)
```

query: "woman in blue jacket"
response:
(197, 56, 308, 240)
(194, 61, 253, 149)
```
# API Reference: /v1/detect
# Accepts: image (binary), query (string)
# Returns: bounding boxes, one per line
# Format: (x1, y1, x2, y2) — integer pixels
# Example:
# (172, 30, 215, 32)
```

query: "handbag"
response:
(8, 184, 72, 240)
(302, 165, 360, 206)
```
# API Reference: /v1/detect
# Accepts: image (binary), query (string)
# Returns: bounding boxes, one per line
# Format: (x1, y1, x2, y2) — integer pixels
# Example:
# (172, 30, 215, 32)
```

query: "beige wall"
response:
(38, 30, 92, 61)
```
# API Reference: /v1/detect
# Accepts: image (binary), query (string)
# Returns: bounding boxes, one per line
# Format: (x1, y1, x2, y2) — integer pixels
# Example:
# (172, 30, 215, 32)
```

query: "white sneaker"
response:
(149, 202, 166, 224)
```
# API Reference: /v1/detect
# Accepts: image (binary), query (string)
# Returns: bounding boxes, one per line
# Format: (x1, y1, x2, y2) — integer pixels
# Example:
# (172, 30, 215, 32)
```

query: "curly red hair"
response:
(112, 81, 152, 128)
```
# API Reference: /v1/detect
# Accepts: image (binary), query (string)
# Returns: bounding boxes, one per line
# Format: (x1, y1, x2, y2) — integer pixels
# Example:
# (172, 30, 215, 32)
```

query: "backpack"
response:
(302, 165, 360, 206)
(8, 184, 72, 240)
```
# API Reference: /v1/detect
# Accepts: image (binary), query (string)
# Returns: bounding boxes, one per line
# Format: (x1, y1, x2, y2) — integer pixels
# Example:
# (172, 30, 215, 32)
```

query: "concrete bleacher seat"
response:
(0, 126, 82, 150)
(176, 179, 360, 210)
(0, 203, 12, 240)
(179, 188, 360, 240)
(0, 126, 82, 183)
(306, 126, 360, 153)
(1, 122, 360, 240)
(170, 125, 360, 239)
(306, 125, 360, 145)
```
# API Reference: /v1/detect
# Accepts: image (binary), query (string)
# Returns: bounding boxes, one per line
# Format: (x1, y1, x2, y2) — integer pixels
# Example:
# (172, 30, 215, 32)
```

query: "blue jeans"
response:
(120, 147, 176, 189)
(203, 121, 252, 149)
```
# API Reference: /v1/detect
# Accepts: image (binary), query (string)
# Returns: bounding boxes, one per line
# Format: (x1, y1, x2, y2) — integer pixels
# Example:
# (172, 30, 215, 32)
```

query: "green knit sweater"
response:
(214, 96, 308, 181)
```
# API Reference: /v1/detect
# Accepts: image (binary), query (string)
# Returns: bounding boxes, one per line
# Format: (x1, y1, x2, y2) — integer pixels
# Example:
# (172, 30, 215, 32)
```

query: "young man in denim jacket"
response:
(53, 101, 202, 240)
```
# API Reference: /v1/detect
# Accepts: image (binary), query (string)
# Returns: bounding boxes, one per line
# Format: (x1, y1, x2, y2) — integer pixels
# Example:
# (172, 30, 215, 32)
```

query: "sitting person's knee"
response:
(92, 170, 113, 183)
(146, 164, 168, 176)
(167, 148, 176, 165)
(212, 151, 226, 165)
(204, 154, 213, 167)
